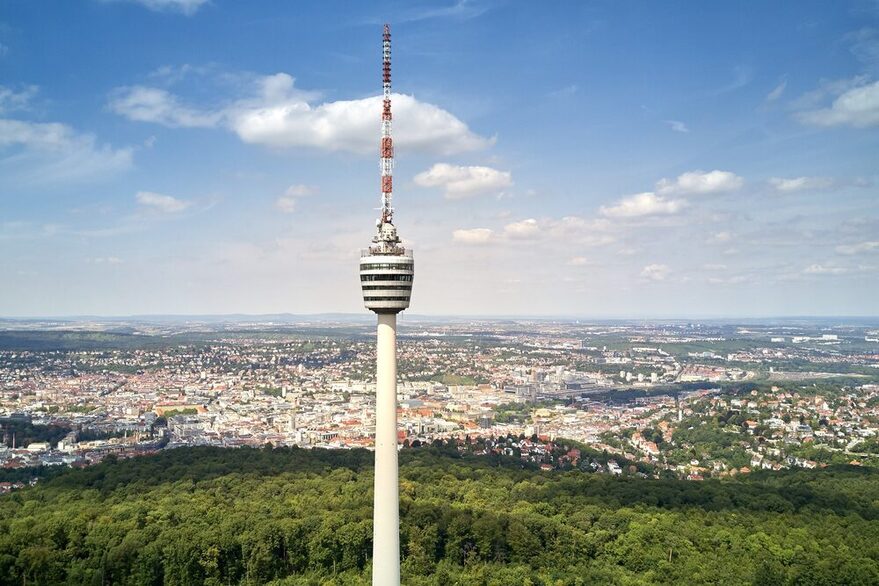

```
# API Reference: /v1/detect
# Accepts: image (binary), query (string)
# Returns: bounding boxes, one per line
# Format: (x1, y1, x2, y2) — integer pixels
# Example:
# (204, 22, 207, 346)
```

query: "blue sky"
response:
(1, 0, 878, 317)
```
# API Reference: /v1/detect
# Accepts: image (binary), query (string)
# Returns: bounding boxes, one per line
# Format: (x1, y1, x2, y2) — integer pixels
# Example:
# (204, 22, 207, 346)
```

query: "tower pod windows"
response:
(360, 263, 413, 271)
(361, 274, 413, 282)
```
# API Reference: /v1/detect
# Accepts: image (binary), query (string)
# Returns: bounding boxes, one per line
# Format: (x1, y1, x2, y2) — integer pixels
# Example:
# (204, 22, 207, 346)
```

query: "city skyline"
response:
(2, 1, 879, 317)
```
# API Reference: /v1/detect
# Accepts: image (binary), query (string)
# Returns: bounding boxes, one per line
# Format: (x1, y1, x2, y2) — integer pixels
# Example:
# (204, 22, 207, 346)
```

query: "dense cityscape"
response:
(3, 317, 878, 492)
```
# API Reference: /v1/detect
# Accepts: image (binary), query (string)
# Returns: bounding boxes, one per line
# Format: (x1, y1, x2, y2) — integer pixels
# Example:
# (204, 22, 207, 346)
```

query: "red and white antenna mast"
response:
(379, 23, 394, 225)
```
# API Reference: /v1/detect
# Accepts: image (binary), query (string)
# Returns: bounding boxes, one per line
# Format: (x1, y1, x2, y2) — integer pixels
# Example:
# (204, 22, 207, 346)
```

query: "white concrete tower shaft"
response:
(372, 312, 400, 586)
(359, 23, 410, 586)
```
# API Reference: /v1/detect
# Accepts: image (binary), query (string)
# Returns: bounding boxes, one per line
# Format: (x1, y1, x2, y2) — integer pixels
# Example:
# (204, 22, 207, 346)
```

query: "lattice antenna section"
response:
(379, 23, 394, 225)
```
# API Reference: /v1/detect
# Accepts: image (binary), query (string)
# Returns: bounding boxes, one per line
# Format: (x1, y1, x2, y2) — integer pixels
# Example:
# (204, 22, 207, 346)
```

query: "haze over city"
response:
(2, 0, 878, 317)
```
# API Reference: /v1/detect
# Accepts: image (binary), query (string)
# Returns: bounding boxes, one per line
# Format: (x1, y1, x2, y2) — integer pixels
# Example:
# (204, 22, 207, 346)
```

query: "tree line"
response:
(1, 446, 878, 584)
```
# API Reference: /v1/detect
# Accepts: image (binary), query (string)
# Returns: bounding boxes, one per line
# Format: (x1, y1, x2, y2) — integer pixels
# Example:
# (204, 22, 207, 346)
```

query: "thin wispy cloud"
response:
(0, 118, 132, 185)
(769, 176, 834, 192)
(803, 263, 848, 275)
(548, 85, 578, 98)
(766, 78, 787, 101)
(109, 86, 221, 127)
(135, 191, 191, 213)
(393, 0, 493, 24)
(707, 231, 733, 244)
(836, 241, 879, 255)
(845, 27, 879, 68)
(99, 0, 209, 16)
(664, 120, 689, 133)
(796, 79, 879, 128)
(712, 65, 753, 95)
(641, 264, 671, 281)
(790, 75, 869, 110)
(87, 256, 124, 265)
(275, 184, 316, 214)
(707, 274, 750, 285)
(0, 84, 37, 114)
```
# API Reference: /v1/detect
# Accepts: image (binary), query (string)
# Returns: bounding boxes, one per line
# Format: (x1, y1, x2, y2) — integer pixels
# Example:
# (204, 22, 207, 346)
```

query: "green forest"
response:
(1, 446, 878, 585)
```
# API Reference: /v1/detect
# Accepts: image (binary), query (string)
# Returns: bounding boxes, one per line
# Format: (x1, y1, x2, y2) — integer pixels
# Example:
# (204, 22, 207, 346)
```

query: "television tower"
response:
(359, 23, 412, 586)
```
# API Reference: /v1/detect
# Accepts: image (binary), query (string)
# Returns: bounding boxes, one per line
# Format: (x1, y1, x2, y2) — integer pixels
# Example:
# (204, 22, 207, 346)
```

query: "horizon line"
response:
(1, 312, 878, 322)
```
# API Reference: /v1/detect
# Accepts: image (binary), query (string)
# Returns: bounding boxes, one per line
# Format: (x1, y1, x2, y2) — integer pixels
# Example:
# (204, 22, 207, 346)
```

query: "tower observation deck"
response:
(361, 24, 409, 586)
(360, 234, 413, 313)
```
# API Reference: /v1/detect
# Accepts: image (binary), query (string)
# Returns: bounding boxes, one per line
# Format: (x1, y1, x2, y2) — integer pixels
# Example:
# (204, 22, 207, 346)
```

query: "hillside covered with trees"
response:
(1, 446, 878, 585)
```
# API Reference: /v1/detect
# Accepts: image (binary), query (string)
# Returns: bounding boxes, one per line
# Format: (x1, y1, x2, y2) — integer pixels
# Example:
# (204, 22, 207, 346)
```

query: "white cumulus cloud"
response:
(110, 73, 492, 156)
(233, 91, 490, 155)
(600, 192, 686, 218)
(769, 176, 834, 192)
(136, 191, 191, 213)
(796, 80, 879, 128)
(656, 170, 743, 195)
(452, 228, 494, 245)
(471, 215, 615, 247)
(414, 163, 512, 199)
(503, 218, 539, 239)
